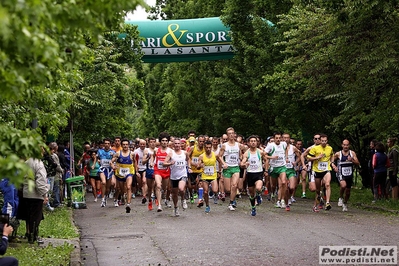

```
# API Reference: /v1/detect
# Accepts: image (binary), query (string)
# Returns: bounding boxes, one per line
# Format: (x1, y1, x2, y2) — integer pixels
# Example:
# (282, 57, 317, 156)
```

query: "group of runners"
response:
(79, 127, 360, 216)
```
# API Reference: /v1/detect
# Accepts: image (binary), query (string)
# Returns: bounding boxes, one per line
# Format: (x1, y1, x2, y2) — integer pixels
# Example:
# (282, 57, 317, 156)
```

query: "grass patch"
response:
(18, 206, 79, 239)
(7, 242, 73, 266)
(9, 207, 78, 266)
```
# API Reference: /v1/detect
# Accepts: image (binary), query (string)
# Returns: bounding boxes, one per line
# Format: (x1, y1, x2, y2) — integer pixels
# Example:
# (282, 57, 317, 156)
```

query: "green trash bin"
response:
(65, 176, 87, 209)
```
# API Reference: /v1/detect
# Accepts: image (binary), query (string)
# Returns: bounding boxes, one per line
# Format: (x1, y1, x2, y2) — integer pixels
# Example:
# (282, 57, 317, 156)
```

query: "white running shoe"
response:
(182, 200, 188, 210)
(157, 205, 163, 212)
(165, 200, 172, 208)
(174, 208, 180, 217)
(275, 201, 281, 208)
(281, 200, 286, 208)
(290, 196, 296, 203)
(101, 198, 106, 207)
(342, 203, 348, 212)
(114, 200, 118, 207)
(338, 198, 343, 207)
(228, 204, 236, 211)
(288, 199, 292, 206)
(94, 197, 98, 202)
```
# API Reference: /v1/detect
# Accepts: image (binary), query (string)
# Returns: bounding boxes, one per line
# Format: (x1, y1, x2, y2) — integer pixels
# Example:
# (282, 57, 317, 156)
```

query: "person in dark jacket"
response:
(0, 223, 18, 265)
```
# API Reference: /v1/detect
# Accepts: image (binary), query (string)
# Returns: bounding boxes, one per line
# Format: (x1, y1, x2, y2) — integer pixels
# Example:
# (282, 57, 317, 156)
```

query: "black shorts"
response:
(314, 171, 329, 179)
(246, 172, 263, 187)
(337, 174, 353, 189)
(170, 177, 187, 188)
(189, 173, 201, 185)
(90, 175, 101, 181)
(239, 167, 245, 178)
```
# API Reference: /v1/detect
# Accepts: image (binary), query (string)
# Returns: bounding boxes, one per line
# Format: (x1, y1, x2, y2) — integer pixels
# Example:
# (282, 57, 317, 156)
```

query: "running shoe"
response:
(290, 196, 296, 203)
(275, 201, 281, 208)
(221, 193, 226, 202)
(232, 200, 237, 208)
(197, 199, 204, 208)
(318, 196, 324, 209)
(142, 197, 147, 204)
(213, 195, 218, 204)
(342, 203, 348, 212)
(301, 192, 306, 199)
(155, 199, 159, 206)
(114, 200, 118, 207)
(236, 192, 241, 199)
(280, 199, 286, 208)
(109, 190, 114, 199)
(126, 205, 131, 213)
(190, 197, 194, 204)
(312, 206, 319, 212)
(148, 201, 153, 211)
(325, 202, 331, 210)
(193, 192, 198, 199)
(251, 207, 256, 216)
(131, 194, 136, 199)
(94, 197, 98, 202)
(157, 205, 163, 212)
(288, 199, 292, 206)
(256, 195, 262, 206)
(174, 208, 180, 217)
(165, 200, 172, 208)
(285, 205, 290, 211)
(228, 204, 235, 211)
(205, 206, 210, 213)
(182, 200, 188, 210)
(338, 197, 343, 207)
(101, 198, 106, 207)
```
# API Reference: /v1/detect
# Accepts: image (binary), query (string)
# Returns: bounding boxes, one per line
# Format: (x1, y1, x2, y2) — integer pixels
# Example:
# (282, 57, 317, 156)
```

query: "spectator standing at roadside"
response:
(387, 137, 399, 200)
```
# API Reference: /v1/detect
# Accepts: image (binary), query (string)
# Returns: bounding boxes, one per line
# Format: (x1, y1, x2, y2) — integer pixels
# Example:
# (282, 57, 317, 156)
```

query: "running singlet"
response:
(115, 151, 135, 179)
(97, 149, 115, 168)
(338, 151, 354, 178)
(202, 152, 217, 180)
(190, 145, 204, 173)
(309, 145, 334, 172)
(265, 142, 287, 168)
(88, 159, 100, 176)
(154, 148, 171, 172)
(286, 145, 295, 169)
(224, 142, 240, 167)
(134, 148, 147, 172)
(247, 149, 263, 173)
(170, 151, 187, 180)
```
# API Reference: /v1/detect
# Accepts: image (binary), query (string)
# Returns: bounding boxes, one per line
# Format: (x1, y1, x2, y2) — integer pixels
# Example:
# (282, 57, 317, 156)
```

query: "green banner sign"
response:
(125, 17, 234, 63)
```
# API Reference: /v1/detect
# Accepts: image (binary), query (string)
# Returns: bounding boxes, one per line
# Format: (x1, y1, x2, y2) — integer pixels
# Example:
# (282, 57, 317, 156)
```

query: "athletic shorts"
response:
(308, 171, 315, 183)
(239, 167, 245, 178)
(313, 171, 329, 179)
(146, 168, 154, 179)
(270, 166, 287, 179)
(138, 170, 145, 178)
(286, 168, 297, 179)
(337, 174, 353, 189)
(98, 167, 113, 180)
(189, 173, 201, 185)
(200, 178, 217, 184)
(90, 175, 101, 181)
(246, 172, 263, 187)
(115, 174, 133, 182)
(222, 166, 240, 178)
(170, 177, 187, 188)
(154, 169, 170, 179)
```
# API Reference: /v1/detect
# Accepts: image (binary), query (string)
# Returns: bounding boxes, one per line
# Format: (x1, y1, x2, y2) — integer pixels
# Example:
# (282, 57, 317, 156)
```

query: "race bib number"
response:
(175, 160, 185, 169)
(157, 161, 166, 169)
(318, 162, 328, 171)
(101, 159, 110, 167)
(342, 166, 352, 176)
(249, 160, 259, 171)
(119, 167, 130, 177)
(228, 155, 238, 164)
(192, 157, 199, 164)
(204, 166, 214, 176)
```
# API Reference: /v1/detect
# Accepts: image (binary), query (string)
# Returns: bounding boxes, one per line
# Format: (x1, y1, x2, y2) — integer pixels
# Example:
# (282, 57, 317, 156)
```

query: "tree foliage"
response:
(0, 0, 145, 184)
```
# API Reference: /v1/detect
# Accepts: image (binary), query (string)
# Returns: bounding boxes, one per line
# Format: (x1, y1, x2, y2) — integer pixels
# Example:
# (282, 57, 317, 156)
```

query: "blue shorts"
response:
(99, 167, 114, 180)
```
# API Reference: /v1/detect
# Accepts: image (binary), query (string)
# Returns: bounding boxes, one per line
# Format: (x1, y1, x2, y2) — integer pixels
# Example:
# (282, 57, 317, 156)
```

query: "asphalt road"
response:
(74, 194, 399, 266)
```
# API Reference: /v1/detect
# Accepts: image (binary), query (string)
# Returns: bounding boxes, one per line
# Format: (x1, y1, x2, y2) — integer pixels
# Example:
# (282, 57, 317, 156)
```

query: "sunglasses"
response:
(314, 138, 320, 140)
